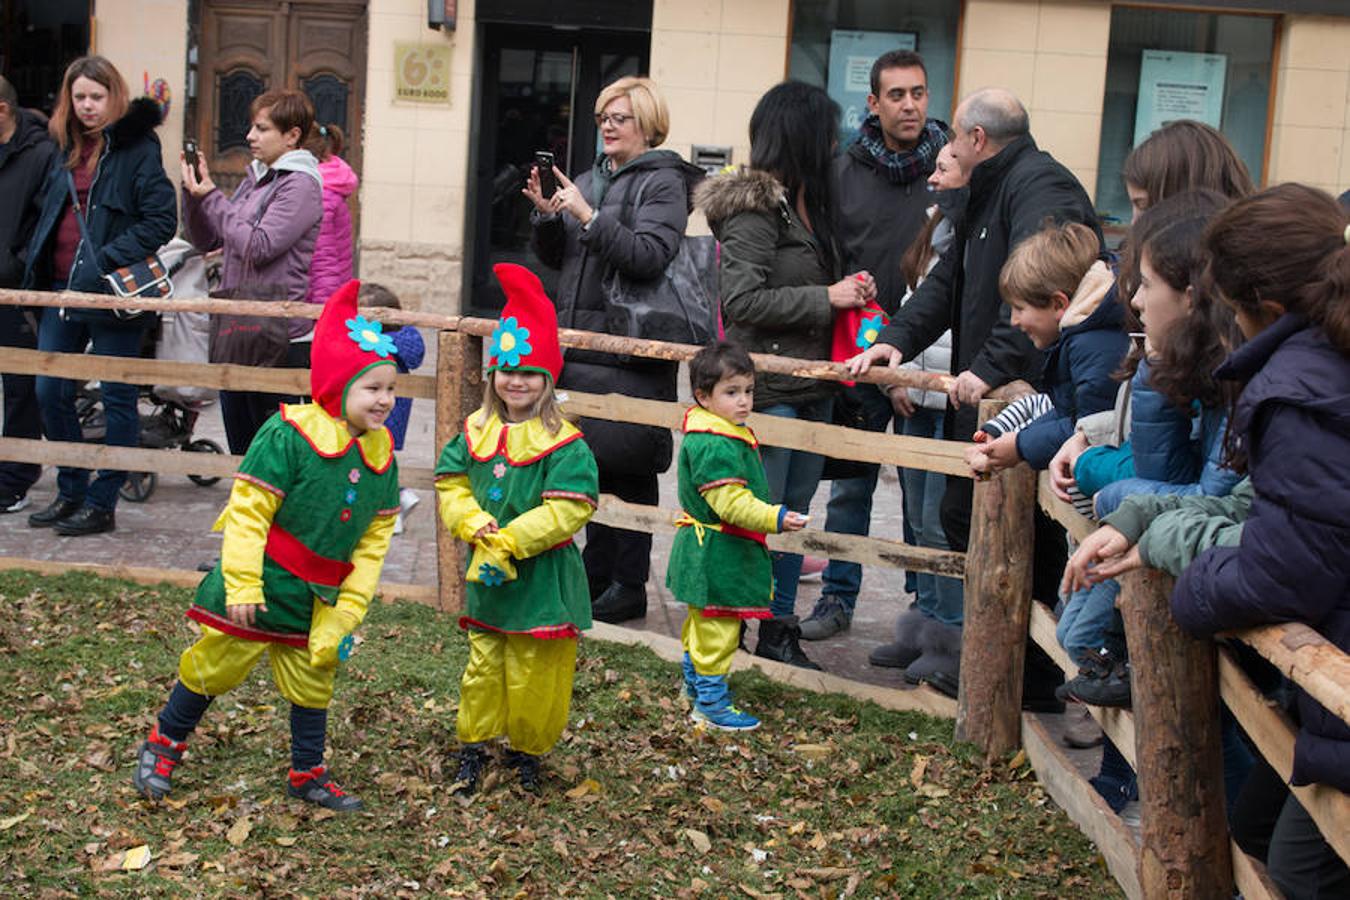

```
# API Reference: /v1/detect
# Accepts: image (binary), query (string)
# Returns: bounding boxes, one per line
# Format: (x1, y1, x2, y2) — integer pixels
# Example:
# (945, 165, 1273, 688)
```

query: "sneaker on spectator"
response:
(0, 493, 30, 514)
(1063, 649, 1132, 708)
(799, 596, 850, 640)
(798, 556, 826, 581)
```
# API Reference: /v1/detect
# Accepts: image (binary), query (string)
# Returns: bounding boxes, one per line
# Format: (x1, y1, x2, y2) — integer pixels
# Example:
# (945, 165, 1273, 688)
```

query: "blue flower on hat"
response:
(345, 316, 397, 358)
(856, 314, 886, 350)
(337, 634, 355, 662)
(478, 562, 507, 587)
(490, 317, 532, 368)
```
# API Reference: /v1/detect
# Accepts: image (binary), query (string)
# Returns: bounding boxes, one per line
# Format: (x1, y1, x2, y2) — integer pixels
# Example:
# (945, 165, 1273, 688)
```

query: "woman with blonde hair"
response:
(523, 75, 704, 625)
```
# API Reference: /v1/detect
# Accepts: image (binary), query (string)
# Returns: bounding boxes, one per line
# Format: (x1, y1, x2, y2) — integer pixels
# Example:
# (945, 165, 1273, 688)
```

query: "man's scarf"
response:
(855, 114, 948, 186)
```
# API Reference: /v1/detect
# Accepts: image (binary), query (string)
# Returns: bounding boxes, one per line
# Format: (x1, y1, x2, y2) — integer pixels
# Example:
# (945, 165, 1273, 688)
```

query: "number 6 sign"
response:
(394, 43, 451, 103)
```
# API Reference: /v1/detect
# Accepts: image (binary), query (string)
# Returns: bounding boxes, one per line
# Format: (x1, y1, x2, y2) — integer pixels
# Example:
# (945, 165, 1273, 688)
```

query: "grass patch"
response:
(0, 570, 1119, 897)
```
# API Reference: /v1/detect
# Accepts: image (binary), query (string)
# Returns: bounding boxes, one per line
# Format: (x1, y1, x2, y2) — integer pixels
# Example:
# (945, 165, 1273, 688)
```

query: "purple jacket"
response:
(306, 155, 357, 305)
(1172, 314, 1350, 792)
(185, 151, 323, 337)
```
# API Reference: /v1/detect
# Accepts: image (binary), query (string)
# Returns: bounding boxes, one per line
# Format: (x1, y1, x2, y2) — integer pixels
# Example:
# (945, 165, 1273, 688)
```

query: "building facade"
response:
(3, 0, 1348, 315)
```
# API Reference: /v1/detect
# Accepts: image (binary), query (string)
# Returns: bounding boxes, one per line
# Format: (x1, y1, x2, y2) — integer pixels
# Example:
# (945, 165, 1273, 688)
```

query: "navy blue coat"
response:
(1015, 266, 1130, 469)
(22, 98, 177, 306)
(1172, 314, 1350, 792)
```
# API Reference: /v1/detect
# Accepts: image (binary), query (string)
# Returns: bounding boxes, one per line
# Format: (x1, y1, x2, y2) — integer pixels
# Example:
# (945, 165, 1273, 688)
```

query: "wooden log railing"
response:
(5, 288, 1348, 900)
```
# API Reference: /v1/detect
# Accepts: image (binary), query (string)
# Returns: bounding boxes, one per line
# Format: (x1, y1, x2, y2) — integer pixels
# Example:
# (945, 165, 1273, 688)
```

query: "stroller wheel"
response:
(120, 472, 157, 503)
(185, 438, 225, 486)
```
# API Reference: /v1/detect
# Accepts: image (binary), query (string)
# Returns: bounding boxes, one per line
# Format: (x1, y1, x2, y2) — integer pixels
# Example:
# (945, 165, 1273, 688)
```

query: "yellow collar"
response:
(280, 403, 394, 473)
(465, 410, 584, 465)
(682, 405, 758, 447)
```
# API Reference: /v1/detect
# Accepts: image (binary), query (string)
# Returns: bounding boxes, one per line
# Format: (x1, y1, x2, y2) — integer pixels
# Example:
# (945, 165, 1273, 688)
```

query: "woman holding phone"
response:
(522, 75, 703, 625)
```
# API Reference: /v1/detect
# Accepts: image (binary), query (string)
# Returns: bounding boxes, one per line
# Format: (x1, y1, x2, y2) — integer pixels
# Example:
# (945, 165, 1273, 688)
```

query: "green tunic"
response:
(435, 422, 598, 637)
(666, 426, 774, 616)
(190, 408, 400, 642)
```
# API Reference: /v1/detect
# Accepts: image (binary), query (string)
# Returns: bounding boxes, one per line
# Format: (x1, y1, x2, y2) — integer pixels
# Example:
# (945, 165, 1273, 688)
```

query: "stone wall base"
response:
(357, 240, 461, 315)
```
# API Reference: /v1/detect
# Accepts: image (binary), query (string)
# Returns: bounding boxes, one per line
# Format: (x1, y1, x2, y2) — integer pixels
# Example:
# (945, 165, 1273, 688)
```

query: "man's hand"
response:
(947, 370, 991, 409)
(1061, 525, 1133, 594)
(887, 386, 916, 418)
(845, 342, 902, 376)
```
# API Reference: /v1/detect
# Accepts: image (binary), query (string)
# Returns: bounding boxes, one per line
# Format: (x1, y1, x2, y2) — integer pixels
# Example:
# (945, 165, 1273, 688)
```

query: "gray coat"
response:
(696, 169, 839, 409)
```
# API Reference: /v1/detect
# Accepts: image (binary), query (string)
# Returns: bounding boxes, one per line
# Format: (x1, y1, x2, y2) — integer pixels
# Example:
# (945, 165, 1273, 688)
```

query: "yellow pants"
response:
(457, 631, 577, 756)
(178, 626, 336, 709)
(682, 609, 741, 677)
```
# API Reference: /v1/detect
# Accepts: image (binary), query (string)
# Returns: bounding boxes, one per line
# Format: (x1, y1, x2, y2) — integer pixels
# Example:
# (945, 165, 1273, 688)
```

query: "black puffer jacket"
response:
(532, 149, 703, 474)
(874, 135, 1100, 438)
(0, 107, 58, 287)
(696, 169, 840, 409)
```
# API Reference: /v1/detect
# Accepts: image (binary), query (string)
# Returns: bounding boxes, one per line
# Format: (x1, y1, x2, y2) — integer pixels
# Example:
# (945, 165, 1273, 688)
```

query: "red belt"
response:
(265, 525, 355, 586)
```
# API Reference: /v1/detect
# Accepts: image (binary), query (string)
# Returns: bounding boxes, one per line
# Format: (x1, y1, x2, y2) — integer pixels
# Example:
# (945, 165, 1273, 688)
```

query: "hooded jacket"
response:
(696, 169, 839, 409)
(1014, 260, 1129, 469)
(1172, 314, 1350, 792)
(185, 148, 323, 337)
(0, 107, 58, 287)
(873, 135, 1101, 440)
(306, 155, 358, 305)
(22, 97, 177, 305)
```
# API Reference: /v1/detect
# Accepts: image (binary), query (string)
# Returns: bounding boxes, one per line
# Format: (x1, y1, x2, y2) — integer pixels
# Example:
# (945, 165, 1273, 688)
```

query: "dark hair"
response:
(250, 89, 316, 146)
(901, 211, 944, 292)
(358, 282, 402, 333)
(0, 75, 17, 111)
(749, 81, 840, 272)
(1123, 121, 1254, 213)
(305, 122, 345, 161)
(1204, 183, 1350, 355)
(689, 341, 755, 398)
(1135, 191, 1238, 410)
(869, 50, 927, 95)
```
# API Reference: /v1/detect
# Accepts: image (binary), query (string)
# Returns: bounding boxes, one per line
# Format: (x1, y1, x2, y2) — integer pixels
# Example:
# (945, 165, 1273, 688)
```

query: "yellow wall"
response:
(1268, 14, 1350, 197)
(92, 0, 189, 199)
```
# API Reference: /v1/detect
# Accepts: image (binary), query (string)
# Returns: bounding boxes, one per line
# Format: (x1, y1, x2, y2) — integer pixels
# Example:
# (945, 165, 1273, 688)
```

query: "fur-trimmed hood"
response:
(107, 96, 164, 149)
(694, 168, 786, 226)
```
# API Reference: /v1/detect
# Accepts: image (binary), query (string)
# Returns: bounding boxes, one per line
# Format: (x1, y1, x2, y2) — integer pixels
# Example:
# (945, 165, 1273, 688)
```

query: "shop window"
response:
(0, 0, 91, 112)
(1095, 6, 1276, 224)
(788, 0, 959, 142)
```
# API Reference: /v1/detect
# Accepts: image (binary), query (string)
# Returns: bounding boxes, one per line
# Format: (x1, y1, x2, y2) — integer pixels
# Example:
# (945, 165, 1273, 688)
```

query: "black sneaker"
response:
(28, 497, 81, 528)
(132, 726, 187, 800)
(451, 744, 489, 797)
(0, 493, 30, 514)
(1063, 652, 1132, 708)
(286, 765, 363, 812)
(53, 505, 115, 536)
(504, 749, 542, 793)
(799, 598, 851, 641)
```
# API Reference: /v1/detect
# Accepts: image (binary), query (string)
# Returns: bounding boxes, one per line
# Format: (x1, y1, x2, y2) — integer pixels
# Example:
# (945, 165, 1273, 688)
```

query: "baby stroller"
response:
(74, 239, 225, 502)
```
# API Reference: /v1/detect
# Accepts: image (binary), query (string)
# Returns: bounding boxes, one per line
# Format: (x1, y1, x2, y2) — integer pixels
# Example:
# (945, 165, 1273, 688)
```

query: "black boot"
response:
(754, 616, 822, 670)
(591, 582, 647, 624)
(53, 505, 115, 536)
(451, 744, 489, 797)
(28, 497, 80, 528)
(503, 749, 542, 793)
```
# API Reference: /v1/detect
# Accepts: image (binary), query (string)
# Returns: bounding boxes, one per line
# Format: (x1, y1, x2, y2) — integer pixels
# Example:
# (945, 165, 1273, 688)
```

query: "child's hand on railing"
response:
(965, 443, 992, 479)
(967, 432, 1019, 478)
(1049, 432, 1089, 501)
(1061, 525, 1137, 593)
(781, 511, 809, 532)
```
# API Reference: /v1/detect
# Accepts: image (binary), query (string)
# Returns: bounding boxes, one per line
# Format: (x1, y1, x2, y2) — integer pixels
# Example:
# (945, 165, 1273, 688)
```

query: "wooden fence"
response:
(0, 288, 1345, 899)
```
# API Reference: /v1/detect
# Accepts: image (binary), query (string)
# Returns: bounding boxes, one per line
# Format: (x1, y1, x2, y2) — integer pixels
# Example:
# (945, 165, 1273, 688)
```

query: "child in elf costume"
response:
(435, 263, 599, 795)
(667, 342, 808, 731)
(131, 280, 401, 811)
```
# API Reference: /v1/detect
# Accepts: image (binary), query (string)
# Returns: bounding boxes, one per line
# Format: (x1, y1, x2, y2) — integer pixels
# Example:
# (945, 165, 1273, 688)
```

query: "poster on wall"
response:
(395, 43, 452, 103)
(827, 30, 917, 143)
(1133, 49, 1227, 145)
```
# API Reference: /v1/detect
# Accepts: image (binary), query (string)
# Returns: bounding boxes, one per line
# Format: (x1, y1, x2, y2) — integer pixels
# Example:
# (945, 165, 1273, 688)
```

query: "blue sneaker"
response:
(690, 673, 760, 731)
(681, 652, 697, 701)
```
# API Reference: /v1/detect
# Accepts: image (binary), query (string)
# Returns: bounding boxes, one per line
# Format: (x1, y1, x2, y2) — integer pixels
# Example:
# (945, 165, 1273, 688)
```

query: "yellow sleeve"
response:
(309, 511, 396, 668)
(703, 483, 782, 534)
(217, 479, 283, 607)
(499, 498, 596, 559)
(435, 474, 497, 543)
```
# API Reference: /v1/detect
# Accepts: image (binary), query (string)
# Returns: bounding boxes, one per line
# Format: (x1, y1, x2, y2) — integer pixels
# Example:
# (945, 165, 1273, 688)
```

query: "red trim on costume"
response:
(700, 606, 772, 620)
(546, 537, 575, 551)
(434, 471, 466, 481)
(722, 522, 769, 546)
(234, 472, 286, 498)
(698, 477, 747, 492)
(540, 490, 598, 508)
(457, 616, 581, 640)
(186, 606, 311, 647)
(375, 506, 401, 517)
(681, 406, 759, 447)
(279, 406, 394, 474)
(465, 416, 586, 465)
(265, 524, 355, 586)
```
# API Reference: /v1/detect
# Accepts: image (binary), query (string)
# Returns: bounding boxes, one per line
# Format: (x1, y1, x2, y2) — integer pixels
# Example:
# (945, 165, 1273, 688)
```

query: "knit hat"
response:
(311, 279, 399, 418)
(488, 263, 563, 381)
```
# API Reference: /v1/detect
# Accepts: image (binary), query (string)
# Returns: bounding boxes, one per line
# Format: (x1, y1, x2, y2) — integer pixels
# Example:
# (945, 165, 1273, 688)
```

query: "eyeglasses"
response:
(594, 112, 634, 128)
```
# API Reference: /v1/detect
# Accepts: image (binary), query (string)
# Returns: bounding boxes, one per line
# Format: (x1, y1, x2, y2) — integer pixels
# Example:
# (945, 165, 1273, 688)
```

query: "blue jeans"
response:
(1057, 579, 1122, 661)
(901, 408, 964, 626)
(820, 385, 895, 612)
(36, 306, 147, 510)
(759, 397, 832, 618)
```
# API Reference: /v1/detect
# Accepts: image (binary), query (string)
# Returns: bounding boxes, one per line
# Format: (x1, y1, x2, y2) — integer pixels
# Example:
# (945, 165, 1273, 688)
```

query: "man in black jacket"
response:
(0, 76, 57, 512)
(848, 88, 1100, 703)
(802, 50, 946, 641)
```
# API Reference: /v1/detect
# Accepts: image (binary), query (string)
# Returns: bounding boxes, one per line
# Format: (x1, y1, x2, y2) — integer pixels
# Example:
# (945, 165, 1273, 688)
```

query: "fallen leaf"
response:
(699, 796, 725, 814)
(909, 755, 929, 789)
(684, 828, 711, 854)
(565, 778, 601, 800)
(800, 866, 855, 882)
(275, 836, 298, 847)
(225, 816, 252, 846)
(792, 743, 831, 760)
(917, 784, 951, 799)
(120, 844, 152, 871)
(159, 851, 199, 868)
(1008, 748, 1027, 770)
(0, 811, 31, 830)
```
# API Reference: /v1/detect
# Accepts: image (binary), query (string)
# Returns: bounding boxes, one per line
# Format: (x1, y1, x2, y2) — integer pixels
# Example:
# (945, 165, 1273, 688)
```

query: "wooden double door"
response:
(193, 0, 368, 191)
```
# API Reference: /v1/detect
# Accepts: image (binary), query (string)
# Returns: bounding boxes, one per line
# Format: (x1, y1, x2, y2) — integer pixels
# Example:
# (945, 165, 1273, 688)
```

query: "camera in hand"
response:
(534, 151, 556, 199)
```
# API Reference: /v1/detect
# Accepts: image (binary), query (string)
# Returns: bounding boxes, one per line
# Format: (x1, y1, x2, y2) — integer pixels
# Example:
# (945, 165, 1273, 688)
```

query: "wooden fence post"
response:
(955, 399, 1036, 760)
(434, 330, 483, 613)
(1118, 568, 1233, 898)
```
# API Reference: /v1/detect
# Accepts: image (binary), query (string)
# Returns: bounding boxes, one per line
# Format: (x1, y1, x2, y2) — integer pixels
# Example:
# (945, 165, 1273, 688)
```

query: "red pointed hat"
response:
(311, 279, 399, 418)
(489, 263, 562, 381)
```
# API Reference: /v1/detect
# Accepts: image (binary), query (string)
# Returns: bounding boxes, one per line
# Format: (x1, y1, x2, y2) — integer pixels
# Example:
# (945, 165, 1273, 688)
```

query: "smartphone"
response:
(534, 151, 556, 198)
(184, 140, 202, 181)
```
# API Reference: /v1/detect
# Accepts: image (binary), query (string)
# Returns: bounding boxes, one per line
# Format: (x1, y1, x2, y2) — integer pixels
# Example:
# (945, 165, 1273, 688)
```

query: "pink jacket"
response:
(306, 155, 358, 304)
